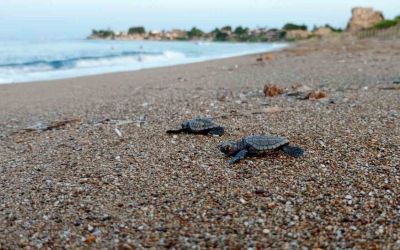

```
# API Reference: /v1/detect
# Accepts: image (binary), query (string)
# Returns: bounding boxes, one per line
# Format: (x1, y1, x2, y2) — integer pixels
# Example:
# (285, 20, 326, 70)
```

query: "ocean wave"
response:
(0, 51, 185, 73)
(0, 40, 285, 84)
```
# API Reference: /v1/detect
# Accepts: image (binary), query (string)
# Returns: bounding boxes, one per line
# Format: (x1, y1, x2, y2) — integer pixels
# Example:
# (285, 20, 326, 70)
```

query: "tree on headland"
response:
(128, 26, 146, 34)
(221, 26, 232, 32)
(91, 29, 115, 38)
(234, 26, 249, 36)
(187, 27, 204, 38)
(282, 23, 308, 31)
(212, 28, 229, 41)
(233, 26, 251, 41)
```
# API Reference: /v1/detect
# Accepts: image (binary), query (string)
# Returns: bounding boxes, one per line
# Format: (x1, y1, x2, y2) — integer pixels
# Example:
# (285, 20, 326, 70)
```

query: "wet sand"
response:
(0, 37, 399, 248)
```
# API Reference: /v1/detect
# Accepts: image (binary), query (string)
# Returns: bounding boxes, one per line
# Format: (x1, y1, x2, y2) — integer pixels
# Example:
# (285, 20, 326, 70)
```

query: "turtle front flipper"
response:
(209, 126, 224, 136)
(281, 145, 304, 158)
(229, 149, 248, 164)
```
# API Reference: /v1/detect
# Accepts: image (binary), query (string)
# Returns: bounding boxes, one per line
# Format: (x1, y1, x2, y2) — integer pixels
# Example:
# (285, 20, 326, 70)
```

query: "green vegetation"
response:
(324, 24, 343, 33)
(221, 26, 232, 32)
(128, 26, 146, 34)
(187, 27, 204, 38)
(232, 26, 250, 41)
(369, 15, 400, 30)
(373, 19, 399, 29)
(175, 37, 189, 41)
(212, 28, 229, 41)
(234, 26, 249, 36)
(282, 23, 308, 31)
(90, 25, 292, 42)
(91, 29, 114, 38)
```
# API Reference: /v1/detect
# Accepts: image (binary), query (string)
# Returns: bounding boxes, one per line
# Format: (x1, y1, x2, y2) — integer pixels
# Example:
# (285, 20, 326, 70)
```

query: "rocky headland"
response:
(88, 7, 399, 42)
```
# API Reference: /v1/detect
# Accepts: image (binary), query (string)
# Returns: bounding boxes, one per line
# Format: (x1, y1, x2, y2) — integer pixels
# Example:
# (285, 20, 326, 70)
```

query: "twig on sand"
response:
(378, 86, 400, 90)
(21, 117, 81, 133)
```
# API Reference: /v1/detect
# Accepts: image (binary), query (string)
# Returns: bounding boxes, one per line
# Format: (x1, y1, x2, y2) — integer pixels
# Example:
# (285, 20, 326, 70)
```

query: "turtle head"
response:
(219, 141, 238, 156)
(181, 121, 190, 130)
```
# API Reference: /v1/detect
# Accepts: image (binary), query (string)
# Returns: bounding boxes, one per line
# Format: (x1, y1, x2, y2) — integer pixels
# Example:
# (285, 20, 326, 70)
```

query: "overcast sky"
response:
(0, 0, 399, 40)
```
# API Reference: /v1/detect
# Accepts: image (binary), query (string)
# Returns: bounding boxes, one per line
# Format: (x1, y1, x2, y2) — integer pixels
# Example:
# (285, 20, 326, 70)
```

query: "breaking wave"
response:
(0, 50, 186, 83)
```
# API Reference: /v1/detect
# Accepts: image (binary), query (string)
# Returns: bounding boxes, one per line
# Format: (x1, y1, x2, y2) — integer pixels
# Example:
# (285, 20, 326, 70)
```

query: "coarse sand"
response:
(0, 36, 399, 249)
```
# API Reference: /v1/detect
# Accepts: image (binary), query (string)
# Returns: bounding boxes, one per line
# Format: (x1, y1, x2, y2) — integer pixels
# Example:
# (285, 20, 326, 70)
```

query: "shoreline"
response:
(1, 37, 399, 248)
(0, 50, 286, 86)
(0, 52, 258, 86)
(0, 40, 287, 85)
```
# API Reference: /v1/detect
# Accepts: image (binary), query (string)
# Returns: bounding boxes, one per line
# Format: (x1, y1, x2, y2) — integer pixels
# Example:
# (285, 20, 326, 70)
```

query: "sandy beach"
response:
(0, 36, 399, 248)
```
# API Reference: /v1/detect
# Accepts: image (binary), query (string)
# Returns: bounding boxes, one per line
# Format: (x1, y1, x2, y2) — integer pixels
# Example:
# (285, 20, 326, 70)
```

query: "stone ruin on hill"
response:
(346, 7, 384, 32)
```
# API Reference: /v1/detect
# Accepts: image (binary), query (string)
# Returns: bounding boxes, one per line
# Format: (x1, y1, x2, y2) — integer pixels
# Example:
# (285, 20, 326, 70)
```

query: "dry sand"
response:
(0, 37, 399, 249)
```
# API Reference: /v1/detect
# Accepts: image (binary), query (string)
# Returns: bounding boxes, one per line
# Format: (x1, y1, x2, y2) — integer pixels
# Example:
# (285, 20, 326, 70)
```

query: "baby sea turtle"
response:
(166, 118, 224, 136)
(220, 135, 304, 164)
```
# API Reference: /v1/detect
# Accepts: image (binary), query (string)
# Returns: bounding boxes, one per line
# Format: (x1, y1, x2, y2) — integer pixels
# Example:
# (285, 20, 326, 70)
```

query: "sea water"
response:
(0, 39, 286, 84)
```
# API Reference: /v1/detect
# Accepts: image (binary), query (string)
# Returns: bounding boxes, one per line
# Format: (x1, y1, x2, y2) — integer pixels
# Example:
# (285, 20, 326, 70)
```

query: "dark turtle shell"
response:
(244, 135, 289, 151)
(186, 118, 218, 132)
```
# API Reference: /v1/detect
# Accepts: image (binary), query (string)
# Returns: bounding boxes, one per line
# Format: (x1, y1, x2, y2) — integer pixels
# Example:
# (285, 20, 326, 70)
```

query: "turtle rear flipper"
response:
(281, 145, 304, 158)
(209, 126, 224, 136)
